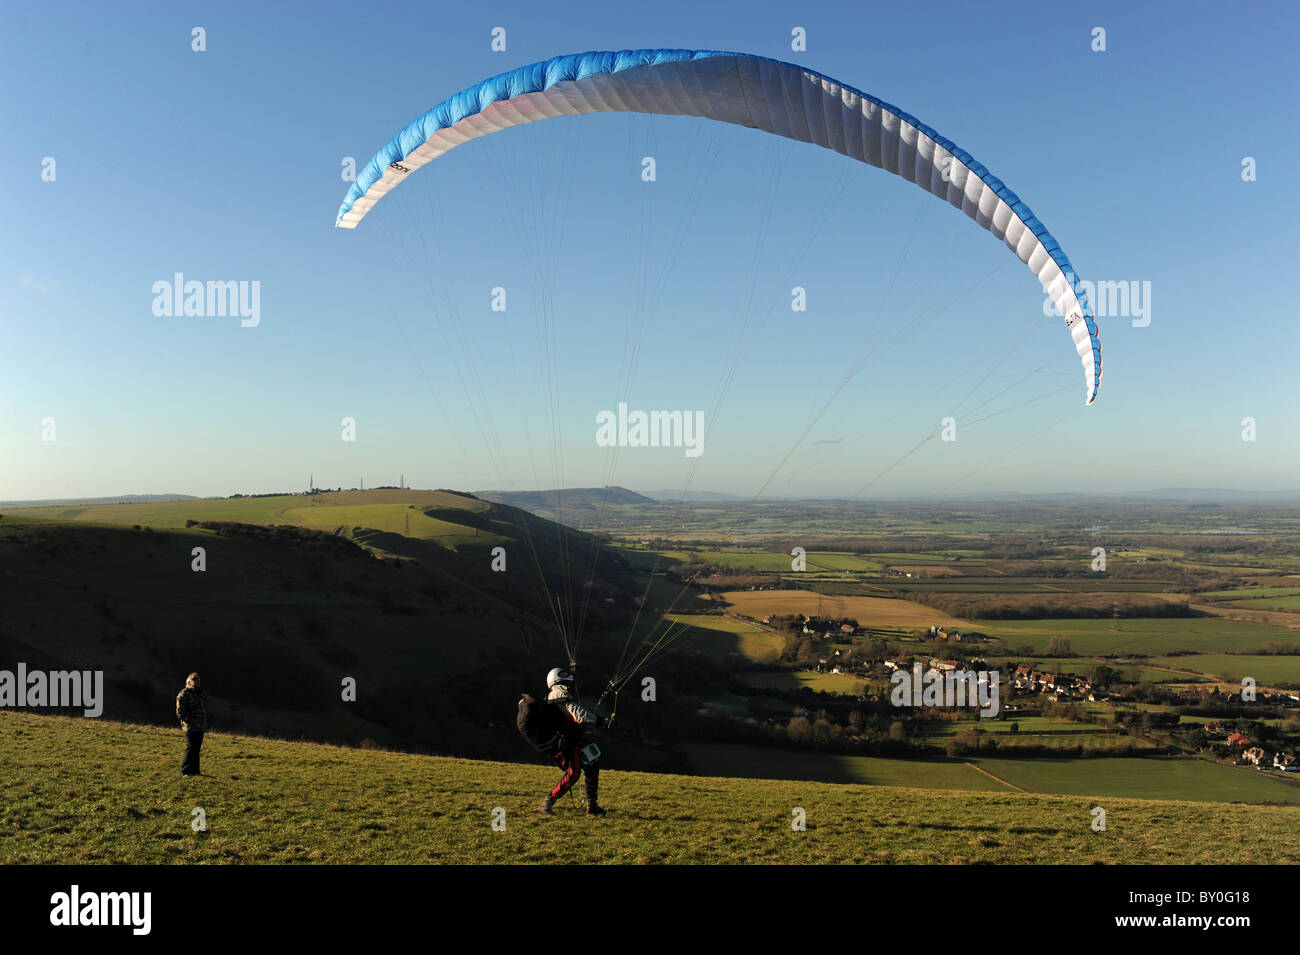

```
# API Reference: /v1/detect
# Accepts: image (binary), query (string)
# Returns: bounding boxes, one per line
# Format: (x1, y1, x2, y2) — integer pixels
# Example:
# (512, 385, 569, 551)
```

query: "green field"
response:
(1202, 586, 1300, 599)
(988, 617, 1298, 655)
(681, 739, 1299, 805)
(1004, 657, 1195, 684)
(737, 671, 865, 695)
(682, 741, 1006, 789)
(923, 717, 1107, 736)
(1147, 654, 1300, 685)
(1227, 596, 1300, 611)
(973, 756, 1300, 805)
(618, 548, 886, 573)
(991, 734, 1159, 750)
(658, 613, 785, 663)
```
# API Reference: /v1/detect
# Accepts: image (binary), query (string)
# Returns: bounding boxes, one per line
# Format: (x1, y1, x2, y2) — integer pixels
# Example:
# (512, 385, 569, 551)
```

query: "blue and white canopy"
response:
(337, 49, 1102, 404)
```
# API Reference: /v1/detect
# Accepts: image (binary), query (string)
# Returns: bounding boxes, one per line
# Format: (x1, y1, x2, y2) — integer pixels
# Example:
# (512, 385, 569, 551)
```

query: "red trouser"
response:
(550, 744, 583, 799)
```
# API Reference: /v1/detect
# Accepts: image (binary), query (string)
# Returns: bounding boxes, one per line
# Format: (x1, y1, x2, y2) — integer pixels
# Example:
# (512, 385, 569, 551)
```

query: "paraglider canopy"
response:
(336, 48, 1102, 405)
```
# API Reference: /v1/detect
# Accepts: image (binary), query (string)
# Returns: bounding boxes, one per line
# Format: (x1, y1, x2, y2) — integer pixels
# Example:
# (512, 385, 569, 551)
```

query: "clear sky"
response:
(3, 0, 1297, 502)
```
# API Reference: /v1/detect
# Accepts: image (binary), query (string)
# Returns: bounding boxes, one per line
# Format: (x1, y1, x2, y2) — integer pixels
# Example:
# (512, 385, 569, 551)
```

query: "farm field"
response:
(737, 671, 866, 694)
(682, 742, 1010, 790)
(618, 547, 887, 573)
(1006, 658, 1194, 684)
(721, 590, 966, 628)
(972, 755, 1300, 804)
(1145, 654, 1300, 685)
(1226, 596, 1300, 611)
(989, 734, 1160, 750)
(986, 617, 1295, 655)
(922, 717, 1108, 735)
(658, 613, 785, 663)
(895, 578, 1177, 593)
(684, 741, 1300, 805)
(1201, 586, 1300, 599)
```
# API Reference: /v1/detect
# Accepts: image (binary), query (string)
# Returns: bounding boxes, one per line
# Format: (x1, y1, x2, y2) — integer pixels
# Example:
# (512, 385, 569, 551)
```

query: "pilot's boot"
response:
(584, 765, 605, 816)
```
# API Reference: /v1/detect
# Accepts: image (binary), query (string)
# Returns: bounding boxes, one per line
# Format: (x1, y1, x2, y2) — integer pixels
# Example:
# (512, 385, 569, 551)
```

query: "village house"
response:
(1274, 753, 1297, 771)
(1242, 746, 1269, 766)
(1226, 732, 1251, 747)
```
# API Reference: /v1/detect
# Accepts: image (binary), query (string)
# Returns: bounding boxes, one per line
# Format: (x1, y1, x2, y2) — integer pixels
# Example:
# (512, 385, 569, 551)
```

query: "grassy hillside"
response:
(0, 492, 639, 759)
(3, 712, 1297, 864)
(8, 489, 484, 529)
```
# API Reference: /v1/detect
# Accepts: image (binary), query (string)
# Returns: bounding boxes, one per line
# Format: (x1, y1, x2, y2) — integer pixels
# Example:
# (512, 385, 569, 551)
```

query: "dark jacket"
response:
(176, 686, 208, 733)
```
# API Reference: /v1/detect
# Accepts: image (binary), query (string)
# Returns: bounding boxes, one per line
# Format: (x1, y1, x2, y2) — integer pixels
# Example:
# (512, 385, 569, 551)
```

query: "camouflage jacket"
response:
(176, 686, 208, 733)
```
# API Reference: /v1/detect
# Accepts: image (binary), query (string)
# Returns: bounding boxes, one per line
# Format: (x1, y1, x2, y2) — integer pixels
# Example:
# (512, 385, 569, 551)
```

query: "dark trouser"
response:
(182, 730, 204, 775)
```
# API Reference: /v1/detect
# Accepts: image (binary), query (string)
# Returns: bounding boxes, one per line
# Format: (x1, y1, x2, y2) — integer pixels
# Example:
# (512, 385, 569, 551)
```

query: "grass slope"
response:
(4, 712, 1298, 865)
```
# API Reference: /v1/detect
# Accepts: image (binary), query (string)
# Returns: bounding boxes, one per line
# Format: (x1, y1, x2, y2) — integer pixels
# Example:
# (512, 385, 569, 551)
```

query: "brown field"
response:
(888, 564, 970, 578)
(720, 590, 968, 628)
(1191, 602, 1300, 630)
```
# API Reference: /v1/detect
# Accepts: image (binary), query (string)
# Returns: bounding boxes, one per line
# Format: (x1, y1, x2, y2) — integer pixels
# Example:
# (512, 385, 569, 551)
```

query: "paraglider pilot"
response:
(518, 668, 607, 815)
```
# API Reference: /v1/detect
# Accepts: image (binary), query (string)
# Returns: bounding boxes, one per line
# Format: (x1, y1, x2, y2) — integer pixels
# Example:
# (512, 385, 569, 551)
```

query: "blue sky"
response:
(3, 0, 1297, 501)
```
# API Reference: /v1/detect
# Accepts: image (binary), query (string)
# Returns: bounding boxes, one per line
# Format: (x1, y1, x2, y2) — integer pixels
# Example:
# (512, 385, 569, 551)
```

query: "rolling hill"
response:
(0, 490, 641, 759)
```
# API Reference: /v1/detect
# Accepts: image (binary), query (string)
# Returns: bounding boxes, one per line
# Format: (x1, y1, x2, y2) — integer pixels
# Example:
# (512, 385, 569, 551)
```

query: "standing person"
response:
(176, 672, 208, 776)
(540, 667, 606, 815)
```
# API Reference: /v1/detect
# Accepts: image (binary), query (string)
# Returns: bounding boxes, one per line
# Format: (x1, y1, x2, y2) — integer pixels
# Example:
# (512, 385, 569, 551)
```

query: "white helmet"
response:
(546, 667, 574, 689)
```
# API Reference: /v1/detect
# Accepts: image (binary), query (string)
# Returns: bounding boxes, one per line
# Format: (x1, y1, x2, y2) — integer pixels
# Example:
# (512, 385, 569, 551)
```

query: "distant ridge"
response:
(645, 489, 743, 502)
(0, 493, 199, 507)
(474, 486, 658, 509)
(1128, 488, 1300, 504)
